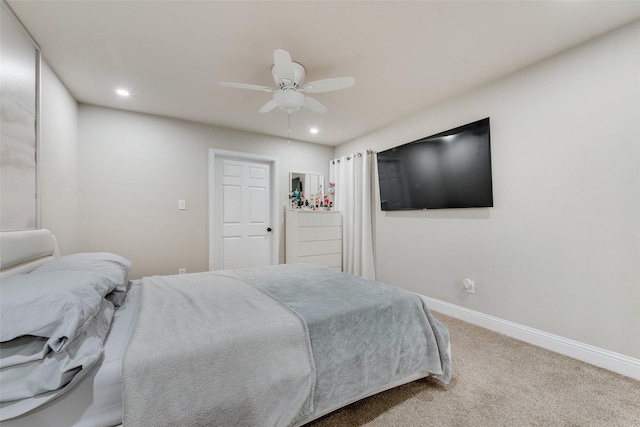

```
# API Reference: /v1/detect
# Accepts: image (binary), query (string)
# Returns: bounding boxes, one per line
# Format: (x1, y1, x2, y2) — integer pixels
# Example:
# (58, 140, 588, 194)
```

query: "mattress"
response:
(1, 283, 141, 427)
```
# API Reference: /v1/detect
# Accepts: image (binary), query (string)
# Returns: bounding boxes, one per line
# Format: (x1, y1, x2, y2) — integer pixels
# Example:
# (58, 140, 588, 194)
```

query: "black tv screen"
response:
(377, 118, 493, 210)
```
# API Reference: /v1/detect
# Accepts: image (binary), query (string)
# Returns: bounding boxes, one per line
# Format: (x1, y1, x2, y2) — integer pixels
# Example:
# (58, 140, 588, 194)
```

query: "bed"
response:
(0, 229, 451, 427)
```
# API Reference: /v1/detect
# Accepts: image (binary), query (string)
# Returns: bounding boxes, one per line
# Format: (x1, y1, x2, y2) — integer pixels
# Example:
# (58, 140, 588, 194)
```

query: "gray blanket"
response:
(227, 264, 451, 418)
(122, 272, 315, 427)
(123, 264, 451, 427)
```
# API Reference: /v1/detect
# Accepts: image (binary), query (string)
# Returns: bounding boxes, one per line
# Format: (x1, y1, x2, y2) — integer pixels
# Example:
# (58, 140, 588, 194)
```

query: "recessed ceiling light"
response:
(116, 88, 130, 97)
(310, 128, 319, 134)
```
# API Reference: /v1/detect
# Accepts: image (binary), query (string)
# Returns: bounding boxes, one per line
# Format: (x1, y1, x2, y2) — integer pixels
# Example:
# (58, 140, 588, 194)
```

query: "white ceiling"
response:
(7, 1, 640, 146)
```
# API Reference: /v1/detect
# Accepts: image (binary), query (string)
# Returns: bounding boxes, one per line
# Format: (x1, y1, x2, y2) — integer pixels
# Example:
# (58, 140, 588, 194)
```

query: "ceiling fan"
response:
(219, 49, 355, 114)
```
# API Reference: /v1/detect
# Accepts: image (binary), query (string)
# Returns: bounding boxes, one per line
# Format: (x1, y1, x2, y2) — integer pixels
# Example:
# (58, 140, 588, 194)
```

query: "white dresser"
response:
(285, 210, 342, 271)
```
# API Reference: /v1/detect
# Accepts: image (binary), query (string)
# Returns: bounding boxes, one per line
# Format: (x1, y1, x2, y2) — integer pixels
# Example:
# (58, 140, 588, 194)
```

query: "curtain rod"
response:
(331, 149, 375, 164)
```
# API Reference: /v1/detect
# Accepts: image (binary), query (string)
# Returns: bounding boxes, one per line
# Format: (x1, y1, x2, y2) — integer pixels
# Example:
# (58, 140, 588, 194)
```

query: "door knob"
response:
(267, 227, 272, 232)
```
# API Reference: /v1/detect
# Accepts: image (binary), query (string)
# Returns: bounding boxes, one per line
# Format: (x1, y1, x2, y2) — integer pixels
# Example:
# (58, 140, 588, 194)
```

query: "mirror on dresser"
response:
(289, 171, 326, 210)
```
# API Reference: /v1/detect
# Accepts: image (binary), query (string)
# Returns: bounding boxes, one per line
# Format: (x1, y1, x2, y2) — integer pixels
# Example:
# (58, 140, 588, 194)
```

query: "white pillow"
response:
(0, 270, 116, 355)
(33, 252, 132, 293)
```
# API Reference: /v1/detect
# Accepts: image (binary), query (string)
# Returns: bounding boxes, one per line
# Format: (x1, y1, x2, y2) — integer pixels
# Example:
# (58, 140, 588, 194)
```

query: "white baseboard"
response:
(420, 295, 640, 381)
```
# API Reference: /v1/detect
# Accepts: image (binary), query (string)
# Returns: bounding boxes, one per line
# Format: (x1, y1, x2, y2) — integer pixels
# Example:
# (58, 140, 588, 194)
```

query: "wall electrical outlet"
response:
(178, 200, 186, 210)
(178, 268, 186, 274)
(463, 278, 475, 294)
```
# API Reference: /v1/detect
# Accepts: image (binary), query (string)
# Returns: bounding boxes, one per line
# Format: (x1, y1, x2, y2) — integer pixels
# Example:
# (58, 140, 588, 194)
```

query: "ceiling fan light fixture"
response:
(273, 90, 305, 113)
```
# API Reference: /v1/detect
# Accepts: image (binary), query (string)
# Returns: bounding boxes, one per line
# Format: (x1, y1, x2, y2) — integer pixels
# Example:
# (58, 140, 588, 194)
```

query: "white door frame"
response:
(208, 148, 279, 270)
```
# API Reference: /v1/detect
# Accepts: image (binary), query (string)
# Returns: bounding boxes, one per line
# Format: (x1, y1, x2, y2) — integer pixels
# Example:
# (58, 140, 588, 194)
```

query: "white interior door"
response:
(211, 154, 274, 270)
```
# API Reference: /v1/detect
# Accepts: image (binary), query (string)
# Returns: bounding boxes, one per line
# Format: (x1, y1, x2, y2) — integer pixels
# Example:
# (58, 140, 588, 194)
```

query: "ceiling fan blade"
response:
(259, 99, 278, 113)
(272, 49, 296, 83)
(302, 76, 355, 94)
(303, 96, 327, 114)
(219, 82, 273, 92)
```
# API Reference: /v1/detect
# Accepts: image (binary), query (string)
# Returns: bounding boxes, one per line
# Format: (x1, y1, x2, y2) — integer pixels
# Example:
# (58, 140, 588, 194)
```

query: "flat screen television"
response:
(377, 118, 493, 210)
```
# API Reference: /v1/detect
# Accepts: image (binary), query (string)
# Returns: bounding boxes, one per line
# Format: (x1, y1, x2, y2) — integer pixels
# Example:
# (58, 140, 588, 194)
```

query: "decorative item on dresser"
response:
(285, 210, 343, 271)
(289, 171, 326, 210)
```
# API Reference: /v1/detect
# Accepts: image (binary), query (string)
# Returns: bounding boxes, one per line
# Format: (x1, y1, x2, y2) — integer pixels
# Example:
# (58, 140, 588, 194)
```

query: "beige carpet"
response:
(307, 312, 640, 427)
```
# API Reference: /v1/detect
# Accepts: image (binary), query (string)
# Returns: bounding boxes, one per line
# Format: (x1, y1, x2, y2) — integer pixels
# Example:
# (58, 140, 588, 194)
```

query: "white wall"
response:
(39, 60, 79, 254)
(76, 105, 333, 279)
(336, 21, 640, 359)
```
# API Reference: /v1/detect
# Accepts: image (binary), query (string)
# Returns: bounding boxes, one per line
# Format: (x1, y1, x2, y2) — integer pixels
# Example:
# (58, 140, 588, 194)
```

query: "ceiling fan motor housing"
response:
(272, 62, 306, 88)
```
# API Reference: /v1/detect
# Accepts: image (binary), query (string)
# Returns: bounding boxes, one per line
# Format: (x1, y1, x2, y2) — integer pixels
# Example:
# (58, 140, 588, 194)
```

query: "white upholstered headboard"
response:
(0, 229, 60, 278)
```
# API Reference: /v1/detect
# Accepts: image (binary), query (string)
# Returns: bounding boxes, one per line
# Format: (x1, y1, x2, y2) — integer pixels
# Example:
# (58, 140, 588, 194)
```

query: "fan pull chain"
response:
(287, 113, 291, 145)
